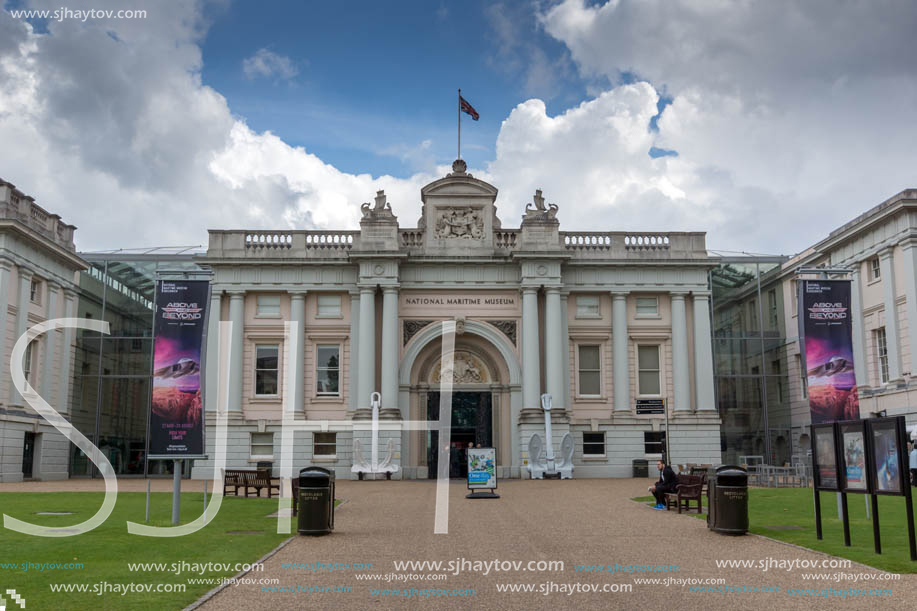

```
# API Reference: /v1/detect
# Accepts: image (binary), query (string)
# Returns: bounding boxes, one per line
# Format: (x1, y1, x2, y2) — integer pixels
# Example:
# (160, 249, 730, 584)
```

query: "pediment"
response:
(421, 176, 498, 203)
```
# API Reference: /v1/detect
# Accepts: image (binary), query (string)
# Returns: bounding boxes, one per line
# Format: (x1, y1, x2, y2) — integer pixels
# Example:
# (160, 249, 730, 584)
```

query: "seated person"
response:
(648, 460, 677, 509)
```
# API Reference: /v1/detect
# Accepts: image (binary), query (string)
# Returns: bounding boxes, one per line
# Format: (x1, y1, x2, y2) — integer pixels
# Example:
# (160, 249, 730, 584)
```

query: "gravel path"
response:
(189, 478, 916, 610)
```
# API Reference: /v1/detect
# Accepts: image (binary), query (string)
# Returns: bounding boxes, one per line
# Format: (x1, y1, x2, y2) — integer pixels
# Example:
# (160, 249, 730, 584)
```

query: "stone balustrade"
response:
(208, 230, 358, 258)
(399, 230, 424, 249)
(208, 228, 707, 260)
(0, 179, 77, 252)
(561, 231, 708, 259)
(494, 229, 519, 250)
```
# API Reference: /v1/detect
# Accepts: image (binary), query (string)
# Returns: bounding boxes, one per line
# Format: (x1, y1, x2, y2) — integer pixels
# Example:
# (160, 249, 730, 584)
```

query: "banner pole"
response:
(172, 459, 181, 525)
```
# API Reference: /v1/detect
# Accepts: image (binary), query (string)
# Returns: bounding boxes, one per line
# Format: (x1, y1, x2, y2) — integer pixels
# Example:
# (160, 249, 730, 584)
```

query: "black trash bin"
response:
(297, 466, 335, 536)
(633, 459, 649, 478)
(707, 465, 748, 535)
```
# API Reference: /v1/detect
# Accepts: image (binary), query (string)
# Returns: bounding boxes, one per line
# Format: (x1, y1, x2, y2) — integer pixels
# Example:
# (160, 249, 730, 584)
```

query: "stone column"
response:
(204, 290, 222, 412)
(227, 291, 245, 413)
(878, 248, 902, 382)
(348, 291, 360, 412)
(544, 287, 564, 412)
(692, 292, 716, 411)
(289, 292, 307, 413)
(521, 288, 541, 413)
(612, 291, 630, 412)
(381, 287, 400, 418)
(10, 265, 34, 405)
(849, 265, 868, 388)
(671, 292, 691, 412)
(40, 281, 59, 403)
(0, 260, 12, 404)
(560, 291, 571, 412)
(57, 288, 77, 415)
(357, 286, 376, 413)
(899, 240, 917, 382)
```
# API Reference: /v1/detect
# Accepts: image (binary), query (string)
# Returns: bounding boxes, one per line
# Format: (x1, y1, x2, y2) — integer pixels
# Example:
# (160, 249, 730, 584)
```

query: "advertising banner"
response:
(148, 279, 209, 457)
(812, 424, 839, 490)
(839, 422, 868, 492)
(467, 447, 497, 489)
(871, 419, 903, 494)
(801, 279, 860, 424)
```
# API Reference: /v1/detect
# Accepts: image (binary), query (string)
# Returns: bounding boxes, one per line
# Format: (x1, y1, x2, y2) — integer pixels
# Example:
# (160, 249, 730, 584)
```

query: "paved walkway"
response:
(191, 478, 915, 610)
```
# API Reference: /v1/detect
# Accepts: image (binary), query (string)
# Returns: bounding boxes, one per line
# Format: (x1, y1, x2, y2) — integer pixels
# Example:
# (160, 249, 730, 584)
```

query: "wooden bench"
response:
(244, 469, 280, 498)
(665, 474, 704, 514)
(222, 469, 250, 496)
(222, 469, 280, 498)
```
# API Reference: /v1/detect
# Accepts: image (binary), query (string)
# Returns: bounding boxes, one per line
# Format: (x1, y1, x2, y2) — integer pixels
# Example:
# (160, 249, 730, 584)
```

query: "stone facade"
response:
(193, 161, 722, 479)
(0, 178, 85, 482)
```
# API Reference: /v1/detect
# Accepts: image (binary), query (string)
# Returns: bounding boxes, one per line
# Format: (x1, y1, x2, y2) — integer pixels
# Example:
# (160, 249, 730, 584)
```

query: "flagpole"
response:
(457, 88, 461, 160)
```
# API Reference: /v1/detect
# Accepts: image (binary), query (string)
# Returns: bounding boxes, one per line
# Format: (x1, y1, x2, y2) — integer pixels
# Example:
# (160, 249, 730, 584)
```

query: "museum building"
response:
(191, 160, 723, 479)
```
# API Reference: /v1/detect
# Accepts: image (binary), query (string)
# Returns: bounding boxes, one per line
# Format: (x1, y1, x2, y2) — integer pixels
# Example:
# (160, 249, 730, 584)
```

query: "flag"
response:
(460, 95, 479, 121)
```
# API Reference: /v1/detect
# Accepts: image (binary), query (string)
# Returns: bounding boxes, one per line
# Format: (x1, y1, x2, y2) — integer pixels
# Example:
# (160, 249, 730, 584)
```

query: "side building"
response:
(778, 190, 917, 451)
(0, 178, 85, 482)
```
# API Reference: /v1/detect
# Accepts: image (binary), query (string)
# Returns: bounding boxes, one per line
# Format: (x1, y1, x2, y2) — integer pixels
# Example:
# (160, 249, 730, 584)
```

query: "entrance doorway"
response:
(22, 432, 36, 479)
(427, 392, 492, 479)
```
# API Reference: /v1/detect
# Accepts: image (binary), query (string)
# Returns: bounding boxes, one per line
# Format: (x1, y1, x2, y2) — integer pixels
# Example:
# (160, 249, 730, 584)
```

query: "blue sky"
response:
(197, 0, 592, 176)
(2, 1, 916, 252)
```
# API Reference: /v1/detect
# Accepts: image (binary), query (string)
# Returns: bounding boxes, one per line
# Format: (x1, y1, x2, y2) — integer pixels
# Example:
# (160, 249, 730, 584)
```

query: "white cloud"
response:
(3, 0, 915, 257)
(0, 1, 426, 250)
(538, 0, 917, 253)
(242, 47, 298, 81)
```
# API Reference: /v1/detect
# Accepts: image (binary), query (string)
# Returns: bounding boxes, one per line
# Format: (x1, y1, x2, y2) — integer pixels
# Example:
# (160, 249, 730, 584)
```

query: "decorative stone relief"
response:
(431, 351, 489, 384)
(523, 189, 558, 220)
(487, 320, 517, 346)
(433, 207, 484, 240)
(403, 320, 434, 346)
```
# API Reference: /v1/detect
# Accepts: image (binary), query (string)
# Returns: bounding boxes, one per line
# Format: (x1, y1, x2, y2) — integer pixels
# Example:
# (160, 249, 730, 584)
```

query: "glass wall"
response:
(69, 252, 204, 477)
(711, 257, 793, 466)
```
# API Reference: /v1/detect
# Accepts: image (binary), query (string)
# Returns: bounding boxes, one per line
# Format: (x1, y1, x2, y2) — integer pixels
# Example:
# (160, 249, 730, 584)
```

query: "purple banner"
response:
(149, 280, 209, 456)
(801, 279, 860, 424)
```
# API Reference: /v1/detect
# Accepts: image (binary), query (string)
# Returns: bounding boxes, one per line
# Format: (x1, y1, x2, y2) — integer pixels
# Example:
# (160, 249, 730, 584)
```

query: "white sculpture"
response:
(351, 392, 399, 479)
(528, 433, 546, 479)
(527, 394, 574, 479)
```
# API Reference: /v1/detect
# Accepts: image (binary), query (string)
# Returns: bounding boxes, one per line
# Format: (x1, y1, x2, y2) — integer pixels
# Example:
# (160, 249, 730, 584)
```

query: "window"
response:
(869, 257, 881, 281)
(23, 340, 37, 384)
(250, 433, 274, 459)
(875, 327, 889, 384)
(577, 345, 601, 396)
(767, 289, 777, 329)
(316, 345, 340, 396)
(254, 344, 279, 396)
(583, 432, 605, 456)
(29, 278, 40, 304)
(771, 359, 783, 402)
(575, 295, 600, 318)
(795, 354, 808, 399)
(317, 294, 342, 317)
(314, 432, 336, 456)
(637, 345, 661, 396)
(746, 299, 758, 331)
(256, 295, 281, 317)
(635, 296, 658, 317)
(645, 431, 666, 455)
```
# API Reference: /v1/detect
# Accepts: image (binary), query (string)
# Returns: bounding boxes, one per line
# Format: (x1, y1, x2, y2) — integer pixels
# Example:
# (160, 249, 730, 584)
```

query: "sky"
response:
(1, 0, 916, 254)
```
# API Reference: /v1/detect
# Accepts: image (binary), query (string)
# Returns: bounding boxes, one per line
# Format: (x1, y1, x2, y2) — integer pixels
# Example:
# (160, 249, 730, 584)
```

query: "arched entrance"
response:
(399, 320, 522, 479)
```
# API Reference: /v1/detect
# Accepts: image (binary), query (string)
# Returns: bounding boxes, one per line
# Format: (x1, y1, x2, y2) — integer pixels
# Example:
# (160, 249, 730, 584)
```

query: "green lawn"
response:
(634, 487, 917, 573)
(0, 492, 310, 610)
